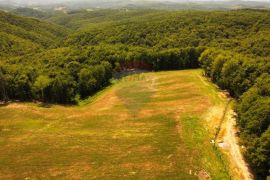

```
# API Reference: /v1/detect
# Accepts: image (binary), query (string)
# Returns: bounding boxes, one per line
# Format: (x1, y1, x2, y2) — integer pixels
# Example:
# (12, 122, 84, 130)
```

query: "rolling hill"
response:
(0, 11, 68, 57)
(62, 9, 270, 57)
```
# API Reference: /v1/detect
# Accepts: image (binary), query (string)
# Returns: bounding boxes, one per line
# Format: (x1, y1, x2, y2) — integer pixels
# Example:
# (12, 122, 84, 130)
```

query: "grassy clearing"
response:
(0, 69, 231, 179)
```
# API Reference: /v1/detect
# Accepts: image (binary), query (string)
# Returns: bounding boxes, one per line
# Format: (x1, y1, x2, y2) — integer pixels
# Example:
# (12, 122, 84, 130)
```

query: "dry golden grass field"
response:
(0, 70, 236, 179)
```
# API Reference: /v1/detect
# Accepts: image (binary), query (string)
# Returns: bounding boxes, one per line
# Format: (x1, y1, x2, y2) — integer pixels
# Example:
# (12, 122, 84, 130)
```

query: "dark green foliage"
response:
(0, 67, 7, 101)
(62, 10, 270, 58)
(152, 47, 204, 70)
(199, 49, 270, 97)
(78, 68, 97, 98)
(0, 44, 200, 103)
(49, 72, 77, 103)
(33, 75, 51, 101)
(200, 49, 270, 178)
(245, 128, 270, 178)
(0, 10, 68, 57)
(0, 47, 113, 103)
(237, 79, 270, 178)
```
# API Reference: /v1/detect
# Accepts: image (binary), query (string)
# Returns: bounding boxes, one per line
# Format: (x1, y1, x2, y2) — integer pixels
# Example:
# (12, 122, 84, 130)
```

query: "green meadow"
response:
(0, 70, 231, 179)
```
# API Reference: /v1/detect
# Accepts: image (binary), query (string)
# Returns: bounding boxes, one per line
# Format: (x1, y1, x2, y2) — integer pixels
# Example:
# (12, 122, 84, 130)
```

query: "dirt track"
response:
(221, 106, 253, 180)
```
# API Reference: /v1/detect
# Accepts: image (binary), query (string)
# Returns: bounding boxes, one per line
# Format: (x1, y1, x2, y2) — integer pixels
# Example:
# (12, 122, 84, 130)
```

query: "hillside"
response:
(63, 9, 270, 57)
(12, 8, 53, 19)
(48, 9, 161, 29)
(0, 70, 241, 179)
(0, 11, 68, 57)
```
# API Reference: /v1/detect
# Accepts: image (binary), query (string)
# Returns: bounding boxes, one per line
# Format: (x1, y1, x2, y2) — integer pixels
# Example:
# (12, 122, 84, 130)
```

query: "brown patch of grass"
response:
(135, 145, 154, 154)
(121, 162, 170, 172)
(48, 162, 92, 178)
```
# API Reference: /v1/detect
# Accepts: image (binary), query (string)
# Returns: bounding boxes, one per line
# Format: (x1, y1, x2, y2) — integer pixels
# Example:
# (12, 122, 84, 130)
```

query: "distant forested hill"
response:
(0, 11, 68, 57)
(12, 7, 52, 19)
(58, 9, 270, 58)
(48, 9, 161, 29)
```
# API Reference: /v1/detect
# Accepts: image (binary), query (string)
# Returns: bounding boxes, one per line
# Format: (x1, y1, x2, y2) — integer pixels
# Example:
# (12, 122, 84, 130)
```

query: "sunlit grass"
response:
(0, 69, 231, 179)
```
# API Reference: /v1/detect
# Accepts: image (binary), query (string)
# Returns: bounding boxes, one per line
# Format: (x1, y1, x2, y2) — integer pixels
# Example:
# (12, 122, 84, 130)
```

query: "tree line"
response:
(0, 45, 203, 103)
(199, 49, 270, 179)
(0, 47, 112, 103)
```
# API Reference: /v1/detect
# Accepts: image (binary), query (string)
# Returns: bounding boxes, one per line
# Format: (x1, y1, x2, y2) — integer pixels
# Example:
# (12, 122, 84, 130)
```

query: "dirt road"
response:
(220, 106, 253, 180)
(197, 72, 253, 179)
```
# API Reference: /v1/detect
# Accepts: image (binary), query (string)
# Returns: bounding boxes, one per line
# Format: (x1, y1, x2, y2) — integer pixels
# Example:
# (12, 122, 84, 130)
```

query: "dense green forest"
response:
(12, 7, 53, 19)
(0, 9, 269, 179)
(60, 9, 270, 57)
(199, 49, 270, 178)
(0, 11, 68, 57)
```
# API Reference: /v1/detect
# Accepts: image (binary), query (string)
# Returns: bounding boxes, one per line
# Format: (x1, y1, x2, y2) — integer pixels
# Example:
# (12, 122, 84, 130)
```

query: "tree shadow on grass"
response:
(0, 102, 9, 107)
(38, 102, 52, 108)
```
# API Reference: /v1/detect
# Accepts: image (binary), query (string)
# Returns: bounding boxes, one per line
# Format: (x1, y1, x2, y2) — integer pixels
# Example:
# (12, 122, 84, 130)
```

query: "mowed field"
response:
(0, 70, 232, 179)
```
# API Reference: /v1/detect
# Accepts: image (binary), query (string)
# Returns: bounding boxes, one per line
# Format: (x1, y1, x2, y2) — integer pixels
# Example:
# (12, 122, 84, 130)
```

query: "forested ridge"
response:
(12, 7, 53, 19)
(62, 9, 270, 57)
(0, 9, 269, 179)
(0, 11, 68, 57)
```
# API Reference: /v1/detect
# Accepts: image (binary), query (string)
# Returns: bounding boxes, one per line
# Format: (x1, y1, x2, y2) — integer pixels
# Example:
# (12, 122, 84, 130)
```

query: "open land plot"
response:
(0, 70, 235, 179)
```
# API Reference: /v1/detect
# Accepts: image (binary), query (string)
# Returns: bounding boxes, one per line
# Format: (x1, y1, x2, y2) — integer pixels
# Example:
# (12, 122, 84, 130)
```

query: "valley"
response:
(0, 7, 269, 179)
